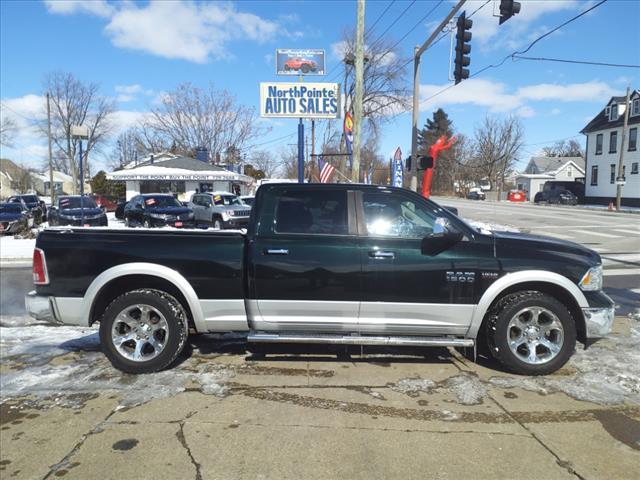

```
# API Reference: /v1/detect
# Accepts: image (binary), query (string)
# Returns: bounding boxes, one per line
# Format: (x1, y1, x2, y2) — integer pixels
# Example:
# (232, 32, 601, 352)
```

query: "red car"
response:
(91, 194, 119, 212)
(284, 57, 317, 73)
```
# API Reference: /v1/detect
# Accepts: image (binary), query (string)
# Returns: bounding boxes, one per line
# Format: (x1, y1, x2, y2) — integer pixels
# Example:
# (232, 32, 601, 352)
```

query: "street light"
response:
(71, 125, 89, 225)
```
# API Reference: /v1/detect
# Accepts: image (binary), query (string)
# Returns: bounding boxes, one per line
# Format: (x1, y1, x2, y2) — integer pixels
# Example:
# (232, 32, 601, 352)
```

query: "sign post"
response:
(298, 119, 305, 183)
(71, 125, 89, 224)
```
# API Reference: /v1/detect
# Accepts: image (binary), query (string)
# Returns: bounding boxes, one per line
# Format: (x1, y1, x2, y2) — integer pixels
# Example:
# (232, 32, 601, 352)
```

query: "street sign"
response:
(260, 82, 340, 119)
(71, 125, 89, 139)
(276, 49, 325, 76)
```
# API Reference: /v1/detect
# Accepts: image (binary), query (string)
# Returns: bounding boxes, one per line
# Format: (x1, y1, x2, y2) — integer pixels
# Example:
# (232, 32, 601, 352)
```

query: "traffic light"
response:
(454, 12, 472, 85)
(499, 0, 521, 25)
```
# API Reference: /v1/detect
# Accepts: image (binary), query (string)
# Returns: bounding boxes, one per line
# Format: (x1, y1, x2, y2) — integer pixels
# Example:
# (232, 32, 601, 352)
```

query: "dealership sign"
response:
(260, 82, 340, 119)
(276, 49, 325, 76)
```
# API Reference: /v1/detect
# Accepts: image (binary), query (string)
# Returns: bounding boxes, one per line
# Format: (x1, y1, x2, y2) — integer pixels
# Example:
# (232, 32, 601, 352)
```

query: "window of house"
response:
(610, 104, 619, 121)
(631, 162, 639, 175)
(567, 166, 572, 177)
(609, 131, 617, 153)
(632, 98, 640, 116)
(610, 164, 616, 184)
(595, 133, 603, 155)
(629, 127, 637, 151)
(591, 166, 598, 185)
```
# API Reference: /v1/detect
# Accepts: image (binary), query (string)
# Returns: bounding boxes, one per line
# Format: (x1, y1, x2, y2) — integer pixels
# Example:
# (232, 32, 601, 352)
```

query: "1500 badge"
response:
(446, 271, 475, 283)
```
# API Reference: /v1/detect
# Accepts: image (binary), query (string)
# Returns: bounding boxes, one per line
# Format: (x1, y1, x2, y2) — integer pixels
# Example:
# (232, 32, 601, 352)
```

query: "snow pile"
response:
(0, 236, 36, 261)
(464, 219, 519, 234)
(445, 373, 487, 405)
(390, 378, 436, 397)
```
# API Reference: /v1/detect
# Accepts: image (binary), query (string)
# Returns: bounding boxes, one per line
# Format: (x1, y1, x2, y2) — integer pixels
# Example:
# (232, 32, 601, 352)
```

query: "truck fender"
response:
(466, 270, 589, 339)
(82, 263, 206, 332)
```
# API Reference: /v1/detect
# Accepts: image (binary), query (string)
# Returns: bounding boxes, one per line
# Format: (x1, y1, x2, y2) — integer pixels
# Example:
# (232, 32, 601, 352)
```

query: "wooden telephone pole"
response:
(352, 0, 365, 182)
(615, 86, 630, 211)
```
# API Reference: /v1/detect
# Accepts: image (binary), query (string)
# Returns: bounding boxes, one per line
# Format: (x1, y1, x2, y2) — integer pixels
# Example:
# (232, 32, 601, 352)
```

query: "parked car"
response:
(7, 194, 42, 224)
(537, 181, 585, 204)
(189, 192, 251, 229)
(48, 195, 108, 227)
(0, 203, 29, 234)
(466, 191, 486, 200)
(115, 200, 127, 220)
(27, 183, 613, 376)
(91, 194, 119, 212)
(124, 194, 194, 228)
(284, 57, 317, 73)
(507, 190, 526, 202)
(534, 189, 579, 205)
(240, 195, 255, 207)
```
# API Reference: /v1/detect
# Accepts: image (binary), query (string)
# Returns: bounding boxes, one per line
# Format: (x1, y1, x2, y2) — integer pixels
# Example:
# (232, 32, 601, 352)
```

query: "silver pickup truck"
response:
(188, 191, 251, 229)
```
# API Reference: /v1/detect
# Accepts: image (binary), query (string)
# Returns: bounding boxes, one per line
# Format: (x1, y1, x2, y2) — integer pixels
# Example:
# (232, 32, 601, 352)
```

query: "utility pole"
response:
(410, 0, 467, 191)
(352, 0, 365, 182)
(616, 86, 630, 211)
(46, 92, 55, 204)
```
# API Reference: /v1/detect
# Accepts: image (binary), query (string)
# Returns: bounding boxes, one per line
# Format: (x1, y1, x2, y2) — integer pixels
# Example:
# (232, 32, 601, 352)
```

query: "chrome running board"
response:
(247, 333, 474, 348)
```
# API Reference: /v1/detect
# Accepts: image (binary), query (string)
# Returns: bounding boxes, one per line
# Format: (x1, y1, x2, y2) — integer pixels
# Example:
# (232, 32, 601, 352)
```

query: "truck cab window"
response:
(274, 190, 348, 235)
(363, 191, 436, 238)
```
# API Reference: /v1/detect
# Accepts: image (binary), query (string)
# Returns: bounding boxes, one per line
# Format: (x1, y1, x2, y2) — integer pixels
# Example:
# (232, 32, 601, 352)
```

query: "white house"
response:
(515, 156, 585, 201)
(581, 89, 640, 207)
(107, 155, 254, 201)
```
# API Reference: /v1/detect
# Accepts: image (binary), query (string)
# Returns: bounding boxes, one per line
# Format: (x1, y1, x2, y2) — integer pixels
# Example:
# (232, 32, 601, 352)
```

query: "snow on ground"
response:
(0, 236, 36, 262)
(2, 313, 638, 407)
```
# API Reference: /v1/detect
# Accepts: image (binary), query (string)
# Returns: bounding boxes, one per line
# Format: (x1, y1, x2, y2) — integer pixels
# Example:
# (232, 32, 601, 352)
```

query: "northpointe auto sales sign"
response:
(260, 82, 340, 119)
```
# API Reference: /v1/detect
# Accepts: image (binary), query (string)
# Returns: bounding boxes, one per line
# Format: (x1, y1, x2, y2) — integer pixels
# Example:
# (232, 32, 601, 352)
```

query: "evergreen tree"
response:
(417, 108, 456, 194)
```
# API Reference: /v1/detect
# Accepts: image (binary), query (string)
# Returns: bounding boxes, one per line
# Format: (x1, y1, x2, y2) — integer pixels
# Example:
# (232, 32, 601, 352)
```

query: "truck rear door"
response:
(248, 186, 361, 333)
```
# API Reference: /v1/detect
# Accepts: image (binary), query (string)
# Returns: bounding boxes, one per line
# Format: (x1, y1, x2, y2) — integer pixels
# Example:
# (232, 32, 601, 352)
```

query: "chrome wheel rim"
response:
(507, 307, 564, 365)
(111, 304, 169, 362)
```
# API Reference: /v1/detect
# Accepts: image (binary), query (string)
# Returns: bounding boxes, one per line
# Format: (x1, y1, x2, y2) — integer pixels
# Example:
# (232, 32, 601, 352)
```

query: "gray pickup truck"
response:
(189, 191, 251, 229)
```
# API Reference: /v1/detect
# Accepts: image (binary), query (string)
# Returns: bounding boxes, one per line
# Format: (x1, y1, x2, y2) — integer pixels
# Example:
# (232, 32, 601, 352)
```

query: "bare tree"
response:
(541, 139, 584, 158)
(279, 145, 299, 180)
(109, 128, 143, 170)
(0, 113, 17, 147)
(140, 83, 269, 163)
(249, 150, 280, 178)
(43, 72, 115, 193)
(473, 115, 524, 200)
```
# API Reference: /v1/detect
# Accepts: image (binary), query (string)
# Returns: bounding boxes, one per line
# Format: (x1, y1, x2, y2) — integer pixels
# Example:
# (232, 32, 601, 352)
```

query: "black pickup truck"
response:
(26, 183, 614, 375)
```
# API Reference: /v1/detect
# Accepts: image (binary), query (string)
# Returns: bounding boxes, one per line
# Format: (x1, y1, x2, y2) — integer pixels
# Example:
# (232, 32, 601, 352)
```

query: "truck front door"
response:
(357, 188, 495, 336)
(248, 187, 361, 333)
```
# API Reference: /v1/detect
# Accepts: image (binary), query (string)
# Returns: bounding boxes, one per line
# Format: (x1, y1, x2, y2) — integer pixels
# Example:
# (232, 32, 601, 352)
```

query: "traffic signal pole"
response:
(410, 0, 467, 192)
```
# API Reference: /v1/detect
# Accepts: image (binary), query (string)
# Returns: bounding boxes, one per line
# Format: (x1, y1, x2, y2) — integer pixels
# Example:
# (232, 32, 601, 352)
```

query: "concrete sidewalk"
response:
(1, 318, 638, 480)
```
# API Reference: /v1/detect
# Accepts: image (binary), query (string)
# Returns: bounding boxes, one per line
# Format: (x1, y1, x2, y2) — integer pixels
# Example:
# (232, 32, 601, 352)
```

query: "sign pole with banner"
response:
(391, 147, 403, 187)
(298, 118, 304, 183)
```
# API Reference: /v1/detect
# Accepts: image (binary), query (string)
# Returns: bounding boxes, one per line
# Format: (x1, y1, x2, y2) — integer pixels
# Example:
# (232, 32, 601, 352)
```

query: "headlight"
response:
(579, 265, 603, 291)
(149, 213, 167, 219)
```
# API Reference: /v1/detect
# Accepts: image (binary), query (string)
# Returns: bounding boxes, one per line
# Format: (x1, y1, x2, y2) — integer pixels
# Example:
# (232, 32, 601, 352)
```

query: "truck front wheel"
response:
(486, 291, 576, 375)
(99, 289, 188, 374)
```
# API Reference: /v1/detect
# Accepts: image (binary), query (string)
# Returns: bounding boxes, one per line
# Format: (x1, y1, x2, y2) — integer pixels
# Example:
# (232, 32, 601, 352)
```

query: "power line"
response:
(419, 0, 610, 106)
(365, 0, 396, 39)
(243, 132, 297, 151)
(388, 0, 444, 52)
(513, 55, 640, 69)
(370, 0, 417, 47)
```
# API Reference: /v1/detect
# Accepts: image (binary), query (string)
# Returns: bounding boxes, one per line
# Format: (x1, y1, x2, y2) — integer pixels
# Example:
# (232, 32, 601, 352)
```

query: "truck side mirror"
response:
(421, 218, 463, 256)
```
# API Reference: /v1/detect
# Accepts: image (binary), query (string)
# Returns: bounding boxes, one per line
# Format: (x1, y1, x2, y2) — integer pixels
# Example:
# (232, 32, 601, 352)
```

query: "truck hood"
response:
(59, 208, 104, 217)
(0, 213, 25, 222)
(493, 231, 601, 266)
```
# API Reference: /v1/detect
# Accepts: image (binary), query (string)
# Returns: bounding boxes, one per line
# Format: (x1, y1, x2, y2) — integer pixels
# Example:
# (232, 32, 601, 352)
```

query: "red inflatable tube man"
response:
(422, 135, 456, 198)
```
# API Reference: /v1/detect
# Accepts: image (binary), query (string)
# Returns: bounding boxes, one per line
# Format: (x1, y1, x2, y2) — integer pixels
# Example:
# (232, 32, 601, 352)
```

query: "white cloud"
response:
(419, 79, 620, 115)
(114, 84, 154, 103)
(43, 0, 113, 18)
(104, 2, 278, 63)
(551, 108, 562, 115)
(331, 41, 348, 60)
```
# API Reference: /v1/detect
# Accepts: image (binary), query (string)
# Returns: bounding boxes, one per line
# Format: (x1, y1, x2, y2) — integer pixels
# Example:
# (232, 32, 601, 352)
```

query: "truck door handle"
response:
(264, 248, 289, 255)
(369, 250, 395, 259)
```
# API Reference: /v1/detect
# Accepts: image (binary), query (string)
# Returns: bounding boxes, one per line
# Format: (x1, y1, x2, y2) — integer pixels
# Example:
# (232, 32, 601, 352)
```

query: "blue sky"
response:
(1, 0, 639, 173)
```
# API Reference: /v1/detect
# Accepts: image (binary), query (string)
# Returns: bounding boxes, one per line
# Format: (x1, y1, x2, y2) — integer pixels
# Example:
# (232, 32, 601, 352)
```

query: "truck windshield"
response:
(59, 197, 98, 209)
(144, 196, 182, 208)
(213, 195, 242, 206)
(21, 195, 38, 203)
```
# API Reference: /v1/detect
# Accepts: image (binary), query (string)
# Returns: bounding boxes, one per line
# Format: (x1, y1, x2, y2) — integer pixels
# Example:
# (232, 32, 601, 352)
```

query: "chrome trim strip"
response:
(467, 270, 589, 339)
(248, 333, 474, 348)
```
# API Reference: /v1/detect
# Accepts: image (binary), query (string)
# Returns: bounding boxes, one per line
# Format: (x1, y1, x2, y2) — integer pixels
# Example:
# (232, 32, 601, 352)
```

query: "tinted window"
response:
(143, 196, 182, 208)
(212, 194, 242, 206)
(274, 189, 348, 235)
(59, 197, 98, 209)
(0, 204, 23, 214)
(21, 195, 38, 203)
(363, 191, 437, 238)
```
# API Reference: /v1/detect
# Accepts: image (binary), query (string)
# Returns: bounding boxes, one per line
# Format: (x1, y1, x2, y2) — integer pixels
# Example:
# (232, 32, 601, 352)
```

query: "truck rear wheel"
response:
(99, 289, 188, 374)
(486, 291, 576, 375)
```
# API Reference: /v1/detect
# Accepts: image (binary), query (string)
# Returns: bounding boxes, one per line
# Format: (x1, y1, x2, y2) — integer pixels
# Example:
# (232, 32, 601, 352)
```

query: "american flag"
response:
(317, 158, 335, 183)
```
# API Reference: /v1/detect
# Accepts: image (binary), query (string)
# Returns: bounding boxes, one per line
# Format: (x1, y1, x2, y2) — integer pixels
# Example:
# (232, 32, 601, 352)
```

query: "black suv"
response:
(48, 195, 108, 226)
(7, 194, 44, 224)
(535, 181, 584, 205)
(534, 188, 579, 205)
(124, 194, 195, 228)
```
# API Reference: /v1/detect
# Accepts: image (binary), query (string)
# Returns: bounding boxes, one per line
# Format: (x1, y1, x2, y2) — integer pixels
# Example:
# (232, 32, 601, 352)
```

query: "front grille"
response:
(231, 210, 251, 217)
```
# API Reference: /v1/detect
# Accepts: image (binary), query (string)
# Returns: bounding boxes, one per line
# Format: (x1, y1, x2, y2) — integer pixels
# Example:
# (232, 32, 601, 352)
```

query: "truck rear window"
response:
(274, 190, 348, 235)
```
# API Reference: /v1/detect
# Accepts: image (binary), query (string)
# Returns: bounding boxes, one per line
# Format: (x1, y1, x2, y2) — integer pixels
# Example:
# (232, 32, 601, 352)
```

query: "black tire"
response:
(143, 218, 152, 229)
(301, 64, 310, 73)
(486, 291, 576, 375)
(99, 289, 188, 374)
(212, 216, 223, 230)
(124, 216, 131, 227)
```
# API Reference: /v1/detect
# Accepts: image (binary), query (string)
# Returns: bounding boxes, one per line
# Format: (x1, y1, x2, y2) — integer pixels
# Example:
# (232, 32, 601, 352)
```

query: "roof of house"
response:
(581, 89, 640, 134)
(525, 156, 585, 174)
(33, 171, 73, 182)
(0, 159, 26, 180)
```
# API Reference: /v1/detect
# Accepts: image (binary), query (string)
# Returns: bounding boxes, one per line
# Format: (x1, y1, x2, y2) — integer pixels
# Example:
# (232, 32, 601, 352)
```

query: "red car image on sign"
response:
(284, 57, 317, 73)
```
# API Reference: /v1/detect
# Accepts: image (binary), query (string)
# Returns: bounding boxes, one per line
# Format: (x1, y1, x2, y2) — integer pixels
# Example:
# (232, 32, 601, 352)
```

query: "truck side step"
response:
(247, 333, 474, 348)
